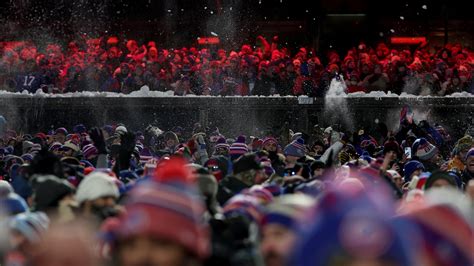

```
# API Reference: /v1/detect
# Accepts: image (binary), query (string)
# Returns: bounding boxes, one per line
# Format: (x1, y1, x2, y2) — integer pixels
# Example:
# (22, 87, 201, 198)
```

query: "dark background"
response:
(0, 0, 472, 55)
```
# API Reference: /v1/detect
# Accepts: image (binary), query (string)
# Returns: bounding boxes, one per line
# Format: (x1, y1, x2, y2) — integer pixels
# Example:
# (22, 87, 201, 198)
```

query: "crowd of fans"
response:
(1, 36, 474, 96)
(0, 106, 473, 266)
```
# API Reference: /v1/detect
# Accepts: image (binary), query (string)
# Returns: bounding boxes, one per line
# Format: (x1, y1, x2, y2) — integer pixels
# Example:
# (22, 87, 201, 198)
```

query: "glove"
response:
(89, 127, 107, 154)
(120, 132, 136, 153)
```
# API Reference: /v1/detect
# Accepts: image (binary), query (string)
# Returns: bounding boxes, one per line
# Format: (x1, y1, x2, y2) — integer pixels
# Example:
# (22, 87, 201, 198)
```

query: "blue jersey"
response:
(15, 73, 43, 93)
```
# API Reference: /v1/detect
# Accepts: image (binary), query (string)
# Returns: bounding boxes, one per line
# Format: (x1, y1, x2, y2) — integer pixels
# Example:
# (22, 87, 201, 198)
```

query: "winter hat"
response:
(229, 135, 249, 161)
(62, 141, 80, 153)
(75, 172, 120, 205)
(387, 170, 402, 181)
(424, 171, 456, 190)
(0, 180, 13, 197)
(262, 137, 278, 148)
(405, 188, 474, 266)
(412, 138, 438, 161)
(383, 139, 401, 155)
(115, 126, 128, 135)
(289, 188, 416, 266)
(48, 142, 62, 152)
(82, 144, 98, 160)
(9, 212, 50, 243)
(0, 190, 29, 215)
(261, 194, 315, 229)
(284, 138, 306, 158)
(30, 175, 75, 212)
(73, 124, 87, 134)
(114, 157, 210, 259)
(403, 160, 425, 182)
(21, 154, 34, 163)
(242, 185, 274, 204)
(223, 194, 265, 223)
(55, 127, 68, 136)
(464, 147, 474, 161)
(233, 153, 263, 175)
(214, 136, 230, 151)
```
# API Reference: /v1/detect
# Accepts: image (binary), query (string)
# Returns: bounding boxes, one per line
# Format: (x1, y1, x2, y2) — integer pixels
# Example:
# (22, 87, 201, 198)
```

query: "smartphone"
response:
(404, 147, 412, 159)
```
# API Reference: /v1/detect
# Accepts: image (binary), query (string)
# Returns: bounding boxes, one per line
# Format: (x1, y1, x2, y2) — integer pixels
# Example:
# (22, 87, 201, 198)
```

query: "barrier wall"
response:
(0, 96, 473, 139)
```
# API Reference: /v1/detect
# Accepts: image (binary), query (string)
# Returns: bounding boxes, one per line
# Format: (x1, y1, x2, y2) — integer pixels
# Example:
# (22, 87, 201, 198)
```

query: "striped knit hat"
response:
(82, 144, 98, 160)
(114, 157, 210, 259)
(214, 136, 230, 151)
(262, 137, 278, 148)
(284, 138, 306, 158)
(412, 138, 438, 161)
(229, 135, 248, 161)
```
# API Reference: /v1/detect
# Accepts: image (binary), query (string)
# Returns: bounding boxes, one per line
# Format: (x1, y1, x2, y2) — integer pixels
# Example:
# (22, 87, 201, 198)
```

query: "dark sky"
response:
(0, 0, 470, 49)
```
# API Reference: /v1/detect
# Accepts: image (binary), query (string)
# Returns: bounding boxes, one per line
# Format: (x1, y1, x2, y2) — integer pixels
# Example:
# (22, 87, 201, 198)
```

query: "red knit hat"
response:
(114, 157, 210, 259)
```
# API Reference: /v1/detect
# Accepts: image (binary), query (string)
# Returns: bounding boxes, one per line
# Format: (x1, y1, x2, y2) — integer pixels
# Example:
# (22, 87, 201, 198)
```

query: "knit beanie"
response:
(261, 194, 315, 230)
(403, 160, 425, 182)
(82, 144, 98, 160)
(113, 157, 210, 259)
(214, 136, 230, 151)
(284, 138, 306, 158)
(229, 135, 249, 161)
(412, 138, 438, 161)
(75, 172, 119, 205)
(424, 171, 457, 190)
(262, 137, 278, 148)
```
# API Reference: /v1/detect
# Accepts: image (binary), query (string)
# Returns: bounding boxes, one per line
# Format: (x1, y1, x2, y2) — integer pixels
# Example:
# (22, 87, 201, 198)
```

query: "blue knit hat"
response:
(284, 138, 306, 158)
(412, 138, 438, 161)
(403, 160, 425, 182)
(9, 212, 50, 243)
(289, 188, 416, 266)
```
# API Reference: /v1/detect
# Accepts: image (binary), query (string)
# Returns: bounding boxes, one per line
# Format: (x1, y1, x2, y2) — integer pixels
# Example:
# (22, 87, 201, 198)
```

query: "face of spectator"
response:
(313, 168, 324, 178)
(261, 224, 296, 266)
(264, 142, 277, 152)
(55, 133, 66, 144)
(121, 65, 130, 75)
(411, 169, 422, 180)
(466, 156, 474, 173)
(117, 236, 188, 266)
(61, 147, 74, 157)
(392, 175, 403, 189)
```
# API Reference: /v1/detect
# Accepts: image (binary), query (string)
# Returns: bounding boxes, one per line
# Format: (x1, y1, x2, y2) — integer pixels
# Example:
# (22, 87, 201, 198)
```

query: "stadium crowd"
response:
(0, 106, 473, 265)
(1, 36, 474, 96)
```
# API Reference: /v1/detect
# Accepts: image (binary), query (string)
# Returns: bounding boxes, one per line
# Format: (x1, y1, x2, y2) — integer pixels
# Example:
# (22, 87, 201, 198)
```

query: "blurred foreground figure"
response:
(260, 194, 315, 266)
(30, 222, 101, 266)
(101, 157, 210, 266)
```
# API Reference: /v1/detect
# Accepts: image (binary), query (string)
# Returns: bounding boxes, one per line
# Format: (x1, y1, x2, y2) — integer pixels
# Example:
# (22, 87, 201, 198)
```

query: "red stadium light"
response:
(390, 37, 427, 45)
(197, 37, 220, 45)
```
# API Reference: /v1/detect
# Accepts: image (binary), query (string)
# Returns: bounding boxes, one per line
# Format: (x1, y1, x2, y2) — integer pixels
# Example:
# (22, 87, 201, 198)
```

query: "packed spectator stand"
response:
(1, 36, 474, 96)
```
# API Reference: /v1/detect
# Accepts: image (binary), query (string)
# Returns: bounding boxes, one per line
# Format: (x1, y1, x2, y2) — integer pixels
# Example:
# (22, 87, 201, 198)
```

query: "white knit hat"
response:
(75, 172, 119, 204)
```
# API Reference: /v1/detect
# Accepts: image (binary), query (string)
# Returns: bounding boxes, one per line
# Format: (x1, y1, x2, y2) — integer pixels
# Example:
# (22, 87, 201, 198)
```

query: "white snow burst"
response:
(422, 5, 427, 9)
(400, 16, 404, 20)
